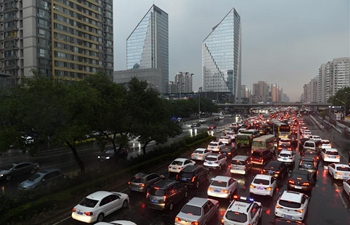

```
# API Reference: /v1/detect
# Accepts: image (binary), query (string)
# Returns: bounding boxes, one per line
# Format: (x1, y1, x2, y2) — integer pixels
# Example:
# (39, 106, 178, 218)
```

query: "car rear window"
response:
(194, 150, 204, 154)
(252, 151, 262, 157)
(253, 178, 269, 185)
(171, 161, 183, 166)
(336, 166, 350, 171)
(79, 198, 98, 208)
(278, 200, 301, 208)
(304, 142, 315, 147)
(322, 140, 330, 144)
(232, 160, 245, 165)
(181, 171, 194, 178)
(325, 151, 338, 155)
(205, 157, 217, 161)
(300, 162, 314, 169)
(131, 176, 143, 183)
(148, 188, 165, 196)
(279, 153, 291, 157)
(225, 211, 247, 222)
(180, 205, 201, 216)
(211, 180, 227, 187)
(209, 143, 218, 146)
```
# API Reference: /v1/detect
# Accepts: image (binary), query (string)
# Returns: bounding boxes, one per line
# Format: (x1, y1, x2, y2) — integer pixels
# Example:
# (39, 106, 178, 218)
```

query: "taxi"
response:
(328, 163, 350, 180)
(221, 195, 262, 225)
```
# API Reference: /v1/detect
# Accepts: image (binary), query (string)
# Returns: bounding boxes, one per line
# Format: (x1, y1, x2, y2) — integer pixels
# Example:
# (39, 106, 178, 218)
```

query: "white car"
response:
(207, 141, 225, 152)
(168, 158, 196, 173)
(309, 135, 322, 141)
(190, 148, 211, 161)
(95, 221, 137, 225)
(219, 136, 232, 145)
(303, 129, 312, 138)
(175, 197, 219, 225)
(328, 163, 350, 180)
(203, 153, 227, 170)
(207, 176, 238, 199)
(277, 149, 295, 164)
(250, 174, 276, 197)
(222, 195, 262, 225)
(343, 179, 350, 198)
(275, 190, 309, 221)
(72, 191, 129, 223)
(321, 139, 332, 149)
(321, 148, 340, 163)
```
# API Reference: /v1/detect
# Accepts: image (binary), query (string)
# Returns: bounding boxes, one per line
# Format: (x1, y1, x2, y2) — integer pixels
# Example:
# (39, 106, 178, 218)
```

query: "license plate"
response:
(131, 187, 138, 191)
(283, 214, 293, 219)
(208, 162, 212, 164)
(330, 156, 334, 158)
(257, 186, 264, 190)
(77, 211, 83, 215)
(214, 189, 220, 193)
(181, 177, 187, 181)
(295, 186, 302, 189)
(172, 167, 177, 170)
(151, 198, 158, 203)
(283, 158, 287, 160)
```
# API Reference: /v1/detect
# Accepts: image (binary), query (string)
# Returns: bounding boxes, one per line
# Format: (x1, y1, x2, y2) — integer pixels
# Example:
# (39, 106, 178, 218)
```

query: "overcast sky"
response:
(113, 0, 349, 102)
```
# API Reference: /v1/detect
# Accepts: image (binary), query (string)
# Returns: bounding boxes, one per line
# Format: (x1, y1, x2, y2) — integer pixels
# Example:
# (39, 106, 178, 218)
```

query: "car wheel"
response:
(6, 175, 11, 181)
(123, 200, 128, 208)
(97, 213, 104, 222)
(169, 202, 174, 211)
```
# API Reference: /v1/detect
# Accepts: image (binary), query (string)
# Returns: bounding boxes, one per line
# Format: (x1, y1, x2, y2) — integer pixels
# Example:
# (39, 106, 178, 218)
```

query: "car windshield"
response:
(336, 166, 350, 171)
(180, 205, 201, 216)
(278, 200, 301, 208)
(79, 198, 98, 208)
(211, 180, 227, 187)
(103, 149, 114, 154)
(27, 173, 42, 182)
(130, 176, 143, 183)
(171, 161, 183, 166)
(225, 211, 247, 222)
(253, 178, 269, 185)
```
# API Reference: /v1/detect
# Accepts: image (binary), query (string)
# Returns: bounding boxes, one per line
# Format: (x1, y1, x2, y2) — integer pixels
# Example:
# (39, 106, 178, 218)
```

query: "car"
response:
(343, 178, 350, 198)
(168, 158, 196, 173)
(249, 174, 277, 197)
(191, 122, 201, 128)
(97, 147, 129, 161)
(298, 158, 318, 175)
(328, 163, 350, 180)
(203, 153, 227, 170)
(230, 155, 252, 175)
(301, 150, 320, 165)
(199, 118, 207, 123)
(146, 179, 188, 210)
(174, 197, 219, 225)
(221, 195, 262, 225)
(0, 162, 39, 181)
(262, 161, 288, 179)
(128, 172, 164, 192)
(207, 125, 217, 130)
(94, 221, 137, 225)
(71, 191, 129, 223)
(220, 144, 237, 160)
(274, 190, 309, 221)
(302, 129, 312, 138)
(278, 138, 292, 151)
(207, 176, 238, 200)
(22, 135, 35, 145)
(176, 165, 209, 189)
(287, 170, 315, 193)
(190, 148, 211, 161)
(251, 149, 273, 165)
(321, 148, 340, 163)
(271, 217, 306, 225)
(277, 149, 295, 165)
(321, 139, 332, 149)
(219, 136, 232, 145)
(18, 168, 64, 190)
(309, 135, 322, 141)
(303, 140, 319, 153)
(207, 141, 225, 152)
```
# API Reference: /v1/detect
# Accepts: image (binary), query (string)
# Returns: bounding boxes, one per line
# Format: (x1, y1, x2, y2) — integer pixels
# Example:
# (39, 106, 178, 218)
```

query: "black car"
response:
(298, 158, 318, 178)
(0, 162, 39, 181)
(262, 161, 288, 179)
(176, 165, 209, 189)
(287, 169, 315, 193)
(302, 150, 320, 165)
(97, 147, 129, 161)
(146, 179, 188, 210)
(219, 145, 237, 160)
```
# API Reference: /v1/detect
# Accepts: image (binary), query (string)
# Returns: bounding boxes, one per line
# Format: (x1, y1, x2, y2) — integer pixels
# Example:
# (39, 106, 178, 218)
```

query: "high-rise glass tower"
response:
(126, 5, 169, 93)
(202, 8, 241, 103)
(0, 0, 113, 84)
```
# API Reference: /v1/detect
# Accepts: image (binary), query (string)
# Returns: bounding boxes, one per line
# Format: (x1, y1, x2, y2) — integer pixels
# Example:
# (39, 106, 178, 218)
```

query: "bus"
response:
(271, 119, 291, 139)
(236, 133, 253, 148)
(251, 134, 276, 154)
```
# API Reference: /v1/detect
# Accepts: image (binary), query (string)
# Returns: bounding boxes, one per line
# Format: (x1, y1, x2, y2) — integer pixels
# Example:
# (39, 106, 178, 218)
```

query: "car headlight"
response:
(0, 174, 3, 177)
(106, 157, 110, 159)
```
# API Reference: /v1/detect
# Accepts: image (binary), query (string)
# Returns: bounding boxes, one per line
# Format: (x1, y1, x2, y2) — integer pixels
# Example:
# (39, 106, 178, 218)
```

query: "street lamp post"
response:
(198, 93, 201, 119)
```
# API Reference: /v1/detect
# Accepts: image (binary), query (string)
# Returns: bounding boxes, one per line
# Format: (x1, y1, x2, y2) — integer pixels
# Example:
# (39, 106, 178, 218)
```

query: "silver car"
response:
(0, 162, 39, 181)
(18, 168, 64, 190)
(174, 197, 219, 225)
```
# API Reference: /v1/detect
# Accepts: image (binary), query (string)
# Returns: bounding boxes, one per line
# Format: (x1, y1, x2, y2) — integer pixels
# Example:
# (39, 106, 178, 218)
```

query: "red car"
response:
(207, 125, 217, 130)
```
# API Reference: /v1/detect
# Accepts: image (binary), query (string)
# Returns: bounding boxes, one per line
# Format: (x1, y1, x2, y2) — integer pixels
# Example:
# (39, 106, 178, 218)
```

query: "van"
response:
(230, 155, 252, 175)
(303, 140, 322, 153)
(251, 134, 276, 154)
(251, 149, 273, 165)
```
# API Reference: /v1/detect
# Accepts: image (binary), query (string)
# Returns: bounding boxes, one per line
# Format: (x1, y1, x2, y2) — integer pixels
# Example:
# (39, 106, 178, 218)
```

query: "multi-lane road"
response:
(52, 116, 350, 225)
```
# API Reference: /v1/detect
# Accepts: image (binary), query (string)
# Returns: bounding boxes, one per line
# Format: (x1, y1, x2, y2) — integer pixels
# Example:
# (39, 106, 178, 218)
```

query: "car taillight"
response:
(276, 205, 282, 208)
(72, 208, 76, 212)
(191, 153, 194, 156)
(266, 187, 272, 191)
(175, 217, 181, 222)
(336, 155, 340, 158)
(296, 209, 303, 213)
(250, 184, 255, 188)
(163, 196, 166, 201)
(140, 183, 145, 187)
(288, 180, 295, 184)
(301, 182, 310, 186)
(222, 190, 228, 193)
(191, 176, 196, 182)
(335, 172, 342, 175)
(221, 218, 225, 224)
(146, 192, 149, 198)
(178, 167, 182, 170)
(208, 187, 213, 191)
(84, 212, 93, 216)
(275, 171, 280, 174)
(191, 222, 199, 225)
(324, 154, 329, 158)
(127, 181, 131, 185)
(176, 174, 179, 180)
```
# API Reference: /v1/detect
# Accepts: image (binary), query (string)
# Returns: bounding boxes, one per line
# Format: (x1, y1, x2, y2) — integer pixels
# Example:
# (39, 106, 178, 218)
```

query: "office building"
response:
(202, 7, 241, 103)
(174, 72, 193, 94)
(126, 4, 168, 93)
(0, 0, 113, 84)
(252, 81, 269, 103)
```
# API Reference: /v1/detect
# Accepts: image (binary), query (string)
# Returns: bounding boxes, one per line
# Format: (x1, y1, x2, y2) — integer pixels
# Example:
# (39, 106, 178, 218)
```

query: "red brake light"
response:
(175, 217, 181, 222)
(191, 222, 199, 225)
(72, 208, 76, 212)
(140, 183, 145, 187)
(127, 181, 131, 185)
(191, 176, 196, 182)
(84, 212, 93, 216)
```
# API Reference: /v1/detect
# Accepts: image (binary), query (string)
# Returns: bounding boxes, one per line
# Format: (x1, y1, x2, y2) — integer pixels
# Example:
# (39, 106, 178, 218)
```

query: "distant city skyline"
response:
(113, 0, 349, 101)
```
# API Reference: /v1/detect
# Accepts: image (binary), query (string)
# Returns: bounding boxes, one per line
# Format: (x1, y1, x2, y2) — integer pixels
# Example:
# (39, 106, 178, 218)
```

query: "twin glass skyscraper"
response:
(126, 5, 169, 93)
(202, 8, 241, 103)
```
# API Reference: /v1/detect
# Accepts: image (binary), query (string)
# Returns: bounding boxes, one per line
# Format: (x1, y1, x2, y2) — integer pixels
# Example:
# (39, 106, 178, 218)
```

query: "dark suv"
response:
(251, 149, 273, 165)
(262, 160, 288, 179)
(287, 170, 315, 193)
(176, 165, 209, 189)
(146, 180, 188, 210)
(298, 158, 318, 176)
(97, 147, 129, 161)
